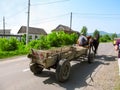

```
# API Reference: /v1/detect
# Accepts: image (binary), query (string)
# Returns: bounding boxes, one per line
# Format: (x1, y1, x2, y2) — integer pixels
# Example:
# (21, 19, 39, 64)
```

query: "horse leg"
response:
(94, 42, 99, 54)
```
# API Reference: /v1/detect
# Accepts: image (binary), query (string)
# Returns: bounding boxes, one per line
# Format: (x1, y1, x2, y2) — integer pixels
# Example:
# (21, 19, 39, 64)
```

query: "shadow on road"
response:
(96, 54, 117, 61)
(34, 54, 117, 90)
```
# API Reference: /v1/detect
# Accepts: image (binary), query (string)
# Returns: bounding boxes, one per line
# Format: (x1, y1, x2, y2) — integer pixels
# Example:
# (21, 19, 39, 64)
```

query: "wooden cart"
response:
(28, 45, 94, 82)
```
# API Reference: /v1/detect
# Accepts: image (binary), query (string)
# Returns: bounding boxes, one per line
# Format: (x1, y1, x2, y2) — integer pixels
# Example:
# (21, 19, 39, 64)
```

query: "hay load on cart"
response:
(28, 45, 95, 82)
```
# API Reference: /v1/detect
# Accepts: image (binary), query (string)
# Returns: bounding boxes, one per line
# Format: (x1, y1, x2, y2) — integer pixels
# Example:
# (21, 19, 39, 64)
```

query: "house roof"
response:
(53, 24, 73, 31)
(17, 26, 47, 35)
(52, 24, 80, 35)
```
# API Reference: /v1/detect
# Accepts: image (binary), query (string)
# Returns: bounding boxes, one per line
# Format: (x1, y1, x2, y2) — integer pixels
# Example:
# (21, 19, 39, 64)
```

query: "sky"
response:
(0, 0, 120, 34)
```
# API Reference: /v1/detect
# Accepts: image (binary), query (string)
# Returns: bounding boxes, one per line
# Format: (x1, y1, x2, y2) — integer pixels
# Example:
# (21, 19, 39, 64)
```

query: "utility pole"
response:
(26, 0, 30, 45)
(3, 16, 5, 37)
(70, 12, 72, 31)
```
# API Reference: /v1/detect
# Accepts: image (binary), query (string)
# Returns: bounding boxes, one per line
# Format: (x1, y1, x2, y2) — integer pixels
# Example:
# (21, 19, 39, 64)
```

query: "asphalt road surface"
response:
(0, 43, 117, 90)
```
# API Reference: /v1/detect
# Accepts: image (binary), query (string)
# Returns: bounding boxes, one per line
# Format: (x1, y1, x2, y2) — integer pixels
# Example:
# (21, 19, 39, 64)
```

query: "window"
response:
(35, 35, 38, 39)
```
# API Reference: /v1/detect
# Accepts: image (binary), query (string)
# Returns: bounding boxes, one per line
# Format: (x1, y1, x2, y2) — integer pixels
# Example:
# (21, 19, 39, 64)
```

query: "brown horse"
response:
(92, 34, 100, 54)
(87, 34, 100, 54)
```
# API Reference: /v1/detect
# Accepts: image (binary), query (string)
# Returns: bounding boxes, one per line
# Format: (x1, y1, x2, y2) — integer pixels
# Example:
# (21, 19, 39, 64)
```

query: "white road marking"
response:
(23, 68, 30, 72)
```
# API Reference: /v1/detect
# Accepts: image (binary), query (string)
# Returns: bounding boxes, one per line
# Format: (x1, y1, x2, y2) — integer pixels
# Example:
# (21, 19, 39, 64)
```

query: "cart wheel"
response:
(30, 63, 43, 74)
(56, 59, 71, 82)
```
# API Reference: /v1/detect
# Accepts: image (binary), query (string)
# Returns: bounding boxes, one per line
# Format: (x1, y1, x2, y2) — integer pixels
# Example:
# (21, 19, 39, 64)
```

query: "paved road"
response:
(0, 43, 117, 90)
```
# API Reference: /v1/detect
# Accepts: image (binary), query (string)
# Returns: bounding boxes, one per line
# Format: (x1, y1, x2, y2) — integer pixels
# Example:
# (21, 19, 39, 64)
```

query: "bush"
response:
(0, 38, 19, 51)
(27, 31, 78, 50)
(46, 32, 62, 47)
(100, 34, 112, 42)
(46, 31, 78, 47)
(28, 35, 50, 50)
(0, 38, 28, 59)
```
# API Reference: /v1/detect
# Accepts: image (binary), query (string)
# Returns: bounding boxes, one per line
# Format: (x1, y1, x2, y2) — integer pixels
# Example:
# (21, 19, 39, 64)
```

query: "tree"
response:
(111, 33, 117, 40)
(93, 29, 100, 38)
(100, 34, 111, 42)
(80, 26, 87, 36)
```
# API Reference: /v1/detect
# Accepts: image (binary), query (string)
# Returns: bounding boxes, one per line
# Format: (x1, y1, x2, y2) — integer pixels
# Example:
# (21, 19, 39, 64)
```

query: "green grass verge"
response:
(0, 50, 29, 59)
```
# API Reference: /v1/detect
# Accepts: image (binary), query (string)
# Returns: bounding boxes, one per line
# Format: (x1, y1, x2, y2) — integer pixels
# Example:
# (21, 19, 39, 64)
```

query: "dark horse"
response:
(87, 33, 100, 54)
(92, 33, 100, 54)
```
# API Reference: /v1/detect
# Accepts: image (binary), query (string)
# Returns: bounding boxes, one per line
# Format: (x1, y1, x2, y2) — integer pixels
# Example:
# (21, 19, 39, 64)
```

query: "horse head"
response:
(87, 36, 94, 46)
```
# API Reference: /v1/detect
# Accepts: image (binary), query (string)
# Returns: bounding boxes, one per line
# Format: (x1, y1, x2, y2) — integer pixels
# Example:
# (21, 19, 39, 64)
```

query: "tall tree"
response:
(93, 29, 100, 38)
(111, 33, 117, 40)
(80, 26, 87, 36)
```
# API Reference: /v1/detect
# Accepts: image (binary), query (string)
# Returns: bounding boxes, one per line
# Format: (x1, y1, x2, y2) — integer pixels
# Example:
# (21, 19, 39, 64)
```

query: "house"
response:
(0, 29, 22, 40)
(52, 24, 80, 35)
(0, 29, 11, 35)
(17, 26, 47, 40)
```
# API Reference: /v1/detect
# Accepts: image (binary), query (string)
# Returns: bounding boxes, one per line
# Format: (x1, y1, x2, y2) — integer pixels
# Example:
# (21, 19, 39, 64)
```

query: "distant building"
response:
(0, 29, 11, 35)
(52, 24, 80, 35)
(0, 34, 22, 40)
(17, 26, 47, 40)
(0, 29, 22, 40)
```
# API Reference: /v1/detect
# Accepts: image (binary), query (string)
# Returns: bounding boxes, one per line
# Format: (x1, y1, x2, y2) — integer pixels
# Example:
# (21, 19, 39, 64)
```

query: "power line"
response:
(6, 7, 27, 20)
(0, 7, 27, 25)
(31, 0, 70, 6)
(73, 12, 120, 15)
(73, 12, 120, 17)
(31, 17, 65, 25)
(31, 12, 120, 24)
(32, 13, 69, 22)
(30, 13, 70, 25)
(31, 12, 120, 25)
(0, 0, 27, 21)
(72, 12, 120, 20)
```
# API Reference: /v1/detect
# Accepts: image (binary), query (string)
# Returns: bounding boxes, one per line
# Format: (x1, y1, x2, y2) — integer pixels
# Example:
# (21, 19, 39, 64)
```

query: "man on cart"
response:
(77, 32, 88, 46)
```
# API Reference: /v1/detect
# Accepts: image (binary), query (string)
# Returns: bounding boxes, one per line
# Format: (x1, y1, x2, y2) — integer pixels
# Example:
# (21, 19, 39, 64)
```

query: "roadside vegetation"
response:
(0, 31, 78, 59)
(0, 38, 28, 58)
